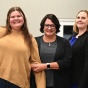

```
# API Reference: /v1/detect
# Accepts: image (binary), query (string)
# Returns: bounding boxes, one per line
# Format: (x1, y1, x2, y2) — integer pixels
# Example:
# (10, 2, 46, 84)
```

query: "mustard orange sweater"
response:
(0, 27, 45, 88)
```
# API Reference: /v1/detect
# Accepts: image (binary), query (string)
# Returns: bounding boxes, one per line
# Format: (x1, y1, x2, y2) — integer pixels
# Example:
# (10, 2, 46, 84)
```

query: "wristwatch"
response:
(46, 63, 50, 69)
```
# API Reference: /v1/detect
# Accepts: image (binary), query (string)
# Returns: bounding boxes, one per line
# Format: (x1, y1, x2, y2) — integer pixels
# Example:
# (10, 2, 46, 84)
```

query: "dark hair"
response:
(5, 6, 34, 52)
(40, 14, 61, 33)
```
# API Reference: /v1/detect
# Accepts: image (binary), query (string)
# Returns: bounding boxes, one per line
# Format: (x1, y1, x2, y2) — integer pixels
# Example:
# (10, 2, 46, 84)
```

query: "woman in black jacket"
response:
(31, 14, 72, 88)
(69, 10, 88, 88)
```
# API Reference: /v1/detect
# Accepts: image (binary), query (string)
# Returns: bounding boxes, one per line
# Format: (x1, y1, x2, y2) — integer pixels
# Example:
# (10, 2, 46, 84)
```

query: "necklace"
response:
(43, 35, 56, 47)
(49, 42, 51, 46)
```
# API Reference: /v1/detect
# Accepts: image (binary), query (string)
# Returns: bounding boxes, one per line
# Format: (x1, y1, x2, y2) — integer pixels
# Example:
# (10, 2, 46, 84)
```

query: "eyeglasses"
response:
(44, 24, 55, 29)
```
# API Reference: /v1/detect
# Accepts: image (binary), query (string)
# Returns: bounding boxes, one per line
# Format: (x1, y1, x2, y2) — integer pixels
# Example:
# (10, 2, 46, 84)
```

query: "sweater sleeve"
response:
(57, 39, 72, 70)
(78, 36, 88, 88)
(0, 26, 6, 37)
(30, 36, 41, 63)
(30, 36, 46, 88)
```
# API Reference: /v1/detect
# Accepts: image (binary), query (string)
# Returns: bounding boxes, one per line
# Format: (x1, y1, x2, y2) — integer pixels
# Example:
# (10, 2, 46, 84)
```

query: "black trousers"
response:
(0, 78, 20, 88)
(46, 87, 54, 88)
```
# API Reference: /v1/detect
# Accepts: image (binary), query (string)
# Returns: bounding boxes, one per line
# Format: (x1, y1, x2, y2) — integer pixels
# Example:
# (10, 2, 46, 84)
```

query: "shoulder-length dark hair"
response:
(5, 6, 33, 52)
(40, 14, 61, 33)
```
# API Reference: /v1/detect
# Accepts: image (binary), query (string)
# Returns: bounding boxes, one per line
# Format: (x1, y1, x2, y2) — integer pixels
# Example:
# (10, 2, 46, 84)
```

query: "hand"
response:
(31, 63, 47, 72)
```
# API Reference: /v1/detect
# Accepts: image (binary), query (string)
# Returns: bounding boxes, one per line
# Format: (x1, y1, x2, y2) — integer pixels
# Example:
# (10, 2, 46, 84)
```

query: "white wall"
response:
(0, 0, 88, 37)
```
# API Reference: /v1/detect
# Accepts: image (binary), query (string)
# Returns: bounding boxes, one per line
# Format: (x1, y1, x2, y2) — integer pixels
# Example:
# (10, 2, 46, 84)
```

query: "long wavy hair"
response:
(73, 10, 88, 33)
(5, 6, 34, 52)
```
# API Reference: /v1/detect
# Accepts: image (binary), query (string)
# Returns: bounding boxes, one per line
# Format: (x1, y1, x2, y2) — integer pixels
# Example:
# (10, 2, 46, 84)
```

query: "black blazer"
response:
(35, 35, 72, 88)
(69, 31, 88, 88)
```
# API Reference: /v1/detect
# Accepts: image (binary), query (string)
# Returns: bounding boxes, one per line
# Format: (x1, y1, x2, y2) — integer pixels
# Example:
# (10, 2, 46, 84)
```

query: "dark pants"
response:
(46, 87, 54, 88)
(0, 78, 20, 88)
(71, 83, 78, 88)
(71, 83, 88, 88)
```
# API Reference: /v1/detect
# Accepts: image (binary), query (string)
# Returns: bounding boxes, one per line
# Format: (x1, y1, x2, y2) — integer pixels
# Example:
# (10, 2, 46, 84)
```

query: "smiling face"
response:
(9, 11, 24, 30)
(44, 18, 56, 36)
(76, 11, 88, 30)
